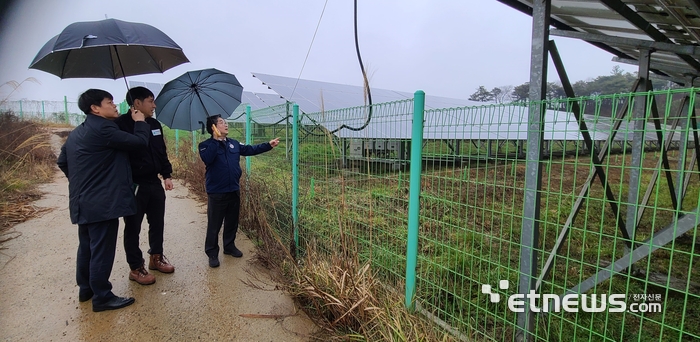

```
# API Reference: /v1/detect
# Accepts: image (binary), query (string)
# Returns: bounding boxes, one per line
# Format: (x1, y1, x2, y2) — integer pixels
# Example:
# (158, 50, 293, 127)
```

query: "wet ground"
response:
(0, 132, 316, 341)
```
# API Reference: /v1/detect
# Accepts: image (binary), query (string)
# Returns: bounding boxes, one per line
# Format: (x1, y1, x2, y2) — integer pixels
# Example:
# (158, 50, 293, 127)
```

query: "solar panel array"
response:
(317, 106, 685, 142)
(252, 73, 684, 142)
(252, 72, 488, 113)
(230, 91, 287, 121)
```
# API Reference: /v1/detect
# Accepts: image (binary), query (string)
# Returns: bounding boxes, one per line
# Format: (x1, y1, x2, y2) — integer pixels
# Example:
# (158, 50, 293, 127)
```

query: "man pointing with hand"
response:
(198, 114, 279, 268)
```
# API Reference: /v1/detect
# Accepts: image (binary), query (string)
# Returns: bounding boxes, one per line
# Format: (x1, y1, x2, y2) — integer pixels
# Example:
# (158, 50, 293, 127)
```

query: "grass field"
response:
(237, 131, 700, 341)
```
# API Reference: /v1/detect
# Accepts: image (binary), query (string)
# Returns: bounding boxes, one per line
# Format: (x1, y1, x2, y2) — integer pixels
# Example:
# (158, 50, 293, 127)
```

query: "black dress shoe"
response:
(78, 289, 94, 302)
(223, 247, 243, 258)
(209, 256, 220, 268)
(92, 296, 135, 312)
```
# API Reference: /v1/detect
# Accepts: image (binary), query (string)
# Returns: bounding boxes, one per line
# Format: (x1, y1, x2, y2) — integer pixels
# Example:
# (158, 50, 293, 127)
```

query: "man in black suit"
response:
(114, 86, 175, 286)
(57, 89, 150, 312)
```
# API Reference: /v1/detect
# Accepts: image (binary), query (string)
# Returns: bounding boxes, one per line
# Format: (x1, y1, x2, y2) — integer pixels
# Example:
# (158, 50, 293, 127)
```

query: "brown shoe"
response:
(129, 266, 156, 285)
(149, 254, 175, 273)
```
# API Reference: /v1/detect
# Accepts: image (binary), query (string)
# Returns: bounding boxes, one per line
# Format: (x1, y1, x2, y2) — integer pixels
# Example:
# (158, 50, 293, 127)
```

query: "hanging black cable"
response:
(297, 0, 373, 137)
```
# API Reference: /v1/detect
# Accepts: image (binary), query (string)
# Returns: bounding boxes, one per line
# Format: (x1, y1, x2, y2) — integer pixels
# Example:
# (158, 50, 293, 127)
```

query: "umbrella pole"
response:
(194, 90, 210, 117)
(112, 46, 134, 108)
(194, 89, 210, 134)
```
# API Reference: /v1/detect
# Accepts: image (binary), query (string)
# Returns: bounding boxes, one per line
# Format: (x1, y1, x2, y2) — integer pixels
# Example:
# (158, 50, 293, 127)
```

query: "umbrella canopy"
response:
(29, 18, 189, 79)
(155, 68, 243, 131)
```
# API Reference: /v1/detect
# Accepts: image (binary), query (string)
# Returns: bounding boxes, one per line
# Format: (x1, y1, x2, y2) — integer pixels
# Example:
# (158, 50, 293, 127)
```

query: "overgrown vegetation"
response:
(0, 112, 56, 238)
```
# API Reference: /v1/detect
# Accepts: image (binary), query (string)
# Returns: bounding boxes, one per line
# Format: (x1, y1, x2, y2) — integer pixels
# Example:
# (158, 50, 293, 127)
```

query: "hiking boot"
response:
(129, 266, 156, 285)
(149, 254, 175, 273)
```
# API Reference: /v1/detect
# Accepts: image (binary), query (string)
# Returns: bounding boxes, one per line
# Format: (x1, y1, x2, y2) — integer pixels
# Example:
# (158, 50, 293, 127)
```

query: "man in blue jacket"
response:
(198, 114, 279, 267)
(57, 89, 149, 312)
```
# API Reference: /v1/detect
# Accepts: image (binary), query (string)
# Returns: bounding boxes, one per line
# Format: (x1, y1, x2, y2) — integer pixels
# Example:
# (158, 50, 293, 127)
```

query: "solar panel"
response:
(230, 91, 284, 121)
(252, 72, 488, 113)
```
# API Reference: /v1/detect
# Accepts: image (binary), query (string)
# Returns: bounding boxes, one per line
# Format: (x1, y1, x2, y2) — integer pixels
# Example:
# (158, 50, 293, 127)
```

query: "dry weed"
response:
(0, 112, 56, 234)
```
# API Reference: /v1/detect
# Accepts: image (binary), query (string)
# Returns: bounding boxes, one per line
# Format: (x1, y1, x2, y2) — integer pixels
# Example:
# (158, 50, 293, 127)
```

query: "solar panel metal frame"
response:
(497, 0, 700, 86)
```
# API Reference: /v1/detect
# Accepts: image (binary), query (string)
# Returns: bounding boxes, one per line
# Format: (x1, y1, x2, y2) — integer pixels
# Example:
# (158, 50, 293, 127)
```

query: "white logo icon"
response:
(482, 280, 510, 303)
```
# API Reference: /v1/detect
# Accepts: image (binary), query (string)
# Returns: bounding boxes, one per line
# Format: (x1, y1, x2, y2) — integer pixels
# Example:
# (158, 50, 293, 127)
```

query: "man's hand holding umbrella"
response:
(129, 108, 146, 122)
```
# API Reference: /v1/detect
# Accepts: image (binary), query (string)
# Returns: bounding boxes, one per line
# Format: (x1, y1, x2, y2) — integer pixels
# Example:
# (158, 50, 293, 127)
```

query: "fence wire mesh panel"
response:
(244, 103, 294, 250)
(411, 89, 699, 341)
(296, 99, 415, 287)
(1, 99, 86, 125)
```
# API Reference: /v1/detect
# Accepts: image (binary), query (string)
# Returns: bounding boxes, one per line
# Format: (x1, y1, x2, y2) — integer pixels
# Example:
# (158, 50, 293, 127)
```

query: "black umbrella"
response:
(29, 18, 189, 93)
(155, 68, 243, 132)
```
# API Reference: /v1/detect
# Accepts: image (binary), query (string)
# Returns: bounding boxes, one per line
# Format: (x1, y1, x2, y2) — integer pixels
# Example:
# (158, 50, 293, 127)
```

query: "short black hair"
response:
(125, 86, 154, 106)
(206, 115, 223, 135)
(78, 89, 113, 115)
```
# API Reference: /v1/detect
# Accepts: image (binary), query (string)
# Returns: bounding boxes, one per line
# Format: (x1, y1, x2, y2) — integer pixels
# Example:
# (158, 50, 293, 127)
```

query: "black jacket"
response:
(57, 114, 150, 225)
(114, 114, 173, 184)
(198, 137, 272, 194)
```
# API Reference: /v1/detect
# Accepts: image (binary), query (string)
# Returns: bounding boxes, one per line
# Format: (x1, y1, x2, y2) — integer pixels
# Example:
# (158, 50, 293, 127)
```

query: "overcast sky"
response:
(0, 0, 636, 103)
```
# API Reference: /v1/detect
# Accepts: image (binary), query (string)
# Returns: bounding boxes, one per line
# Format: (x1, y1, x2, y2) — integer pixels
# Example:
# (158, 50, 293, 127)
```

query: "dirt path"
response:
(0, 131, 316, 341)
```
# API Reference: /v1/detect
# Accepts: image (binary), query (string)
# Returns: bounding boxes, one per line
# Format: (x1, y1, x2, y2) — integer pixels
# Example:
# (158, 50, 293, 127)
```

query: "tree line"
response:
(469, 66, 676, 103)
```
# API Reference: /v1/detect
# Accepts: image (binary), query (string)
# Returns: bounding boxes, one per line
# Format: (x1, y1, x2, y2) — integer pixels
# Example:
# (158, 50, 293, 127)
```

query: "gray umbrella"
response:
(155, 68, 243, 131)
(29, 18, 188, 85)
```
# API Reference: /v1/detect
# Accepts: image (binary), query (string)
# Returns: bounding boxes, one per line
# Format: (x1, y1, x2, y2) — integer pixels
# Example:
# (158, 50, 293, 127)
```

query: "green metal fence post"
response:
(286, 101, 290, 160)
(292, 103, 299, 254)
(64, 96, 69, 124)
(192, 131, 196, 153)
(175, 129, 180, 157)
(41, 101, 45, 121)
(19, 100, 23, 119)
(246, 105, 252, 176)
(405, 90, 425, 310)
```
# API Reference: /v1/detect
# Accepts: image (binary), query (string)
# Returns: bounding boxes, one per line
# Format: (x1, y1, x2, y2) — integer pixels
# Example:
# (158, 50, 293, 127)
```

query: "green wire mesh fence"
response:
(244, 88, 699, 341)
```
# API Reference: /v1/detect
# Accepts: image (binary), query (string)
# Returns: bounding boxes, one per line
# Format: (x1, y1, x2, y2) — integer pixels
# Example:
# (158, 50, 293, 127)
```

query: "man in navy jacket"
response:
(57, 89, 149, 312)
(198, 114, 279, 267)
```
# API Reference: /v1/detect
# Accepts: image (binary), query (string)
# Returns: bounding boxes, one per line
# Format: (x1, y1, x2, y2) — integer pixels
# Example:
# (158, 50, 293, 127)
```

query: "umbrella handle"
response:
(113, 46, 134, 105)
(198, 121, 205, 135)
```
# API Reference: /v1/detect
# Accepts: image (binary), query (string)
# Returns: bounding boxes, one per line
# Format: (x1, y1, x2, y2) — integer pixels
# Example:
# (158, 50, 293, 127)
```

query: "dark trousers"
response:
(77, 219, 119, 305)
(123, 182, 166, 270)
(205, 191, 240, 257)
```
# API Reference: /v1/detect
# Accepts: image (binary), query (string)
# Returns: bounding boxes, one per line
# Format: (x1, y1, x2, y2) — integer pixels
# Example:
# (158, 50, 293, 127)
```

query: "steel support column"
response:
(637, 97, 686, 224)
(676, 97, 691, 212)
(517, 0, 550, 339)
(625, 49, 652, 253)
(536, 41, 638, 291)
